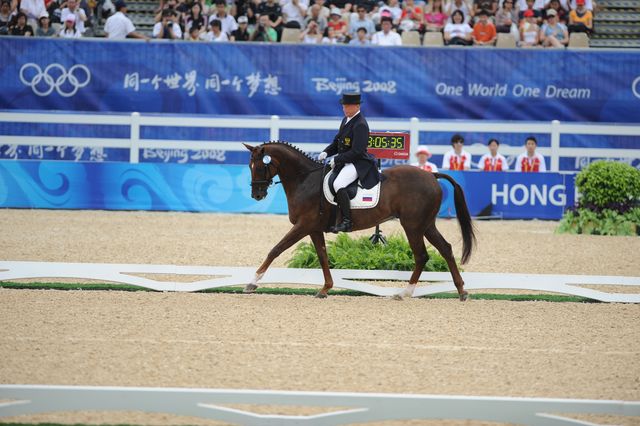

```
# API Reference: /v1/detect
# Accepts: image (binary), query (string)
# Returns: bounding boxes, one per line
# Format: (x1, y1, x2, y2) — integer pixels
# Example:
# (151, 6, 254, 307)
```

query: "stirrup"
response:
(331, 219, 352, 233)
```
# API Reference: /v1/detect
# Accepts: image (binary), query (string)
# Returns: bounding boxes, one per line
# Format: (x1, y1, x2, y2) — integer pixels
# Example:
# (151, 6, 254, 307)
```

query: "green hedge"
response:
(557, 161, 640, 236)
(286, 233, 452, 272)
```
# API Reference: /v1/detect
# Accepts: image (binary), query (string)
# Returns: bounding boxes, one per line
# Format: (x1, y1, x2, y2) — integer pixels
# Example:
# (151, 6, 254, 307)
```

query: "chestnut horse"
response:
(243, 142, 476, 301)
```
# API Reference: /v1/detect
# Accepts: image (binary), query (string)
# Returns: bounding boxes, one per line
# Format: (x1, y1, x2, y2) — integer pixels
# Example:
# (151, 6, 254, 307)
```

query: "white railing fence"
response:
(1, 111, 639, 171)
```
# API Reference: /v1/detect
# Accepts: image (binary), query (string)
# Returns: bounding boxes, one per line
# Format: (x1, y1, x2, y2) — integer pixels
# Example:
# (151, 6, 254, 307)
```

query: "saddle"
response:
(322, 170, 381, 209)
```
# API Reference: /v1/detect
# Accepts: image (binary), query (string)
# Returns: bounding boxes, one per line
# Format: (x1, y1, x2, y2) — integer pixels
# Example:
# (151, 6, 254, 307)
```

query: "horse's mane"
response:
(261, 141, 322, 165)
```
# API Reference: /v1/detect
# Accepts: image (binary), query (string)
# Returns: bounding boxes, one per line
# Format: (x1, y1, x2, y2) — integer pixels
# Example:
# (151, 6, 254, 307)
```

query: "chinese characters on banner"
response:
(123, 71, 282, 97)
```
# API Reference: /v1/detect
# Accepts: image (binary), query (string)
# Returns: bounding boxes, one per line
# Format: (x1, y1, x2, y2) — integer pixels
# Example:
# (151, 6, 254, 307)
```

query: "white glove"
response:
(329, 158, 335, 168)
(317, 151, 327, 161)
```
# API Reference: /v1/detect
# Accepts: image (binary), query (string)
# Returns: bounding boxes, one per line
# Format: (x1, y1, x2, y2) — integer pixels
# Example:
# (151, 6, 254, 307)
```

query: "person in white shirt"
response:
(153, 9, 182, 39)
(18, 0, 46, 29)
(442, 134, 471, 170)
(477, 138, 509, 171)
(515, 136, 546, 172)
(210, 0, 237, 36)
(411, 146, 439, 172)
(371, 16, 402, 45)
(201, 18, 229, 41)
(104, 0, 148, 39)
(444, 9, 472, 45)
(58, 13, 81, 37)
(282, 0, 308, 28)
(60, 0, 87, 34)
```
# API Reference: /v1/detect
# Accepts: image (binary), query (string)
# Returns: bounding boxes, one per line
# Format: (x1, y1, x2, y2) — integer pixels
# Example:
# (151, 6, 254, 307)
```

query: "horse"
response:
(243, 141, 476, 301)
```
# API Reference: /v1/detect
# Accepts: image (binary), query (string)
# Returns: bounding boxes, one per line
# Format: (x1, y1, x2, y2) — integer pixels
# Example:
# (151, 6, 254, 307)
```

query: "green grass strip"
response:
(0, 281, 597, 303)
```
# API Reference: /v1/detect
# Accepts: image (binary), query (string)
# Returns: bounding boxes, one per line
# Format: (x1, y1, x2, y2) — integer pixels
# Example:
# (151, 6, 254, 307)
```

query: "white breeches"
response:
(333, 163, 358, 192)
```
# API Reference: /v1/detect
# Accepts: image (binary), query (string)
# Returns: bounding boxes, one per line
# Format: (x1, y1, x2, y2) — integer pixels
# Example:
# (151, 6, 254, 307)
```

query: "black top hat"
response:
(340, 92, 362, 105)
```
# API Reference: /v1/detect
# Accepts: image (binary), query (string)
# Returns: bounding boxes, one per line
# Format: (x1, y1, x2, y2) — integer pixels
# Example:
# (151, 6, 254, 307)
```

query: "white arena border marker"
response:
(0, 261, 639, 303)
(0, 385, 638, 426)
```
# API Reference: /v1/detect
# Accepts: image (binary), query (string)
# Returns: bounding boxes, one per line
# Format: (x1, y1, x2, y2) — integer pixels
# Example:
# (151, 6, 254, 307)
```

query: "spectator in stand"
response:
(153, 9, 182, 38)
(201, 17, 228, 39)
(60, 0, 86, 33)
(371, 15, 401, 45)
(210, 0, 237, 36)
(442, 134, 471, 170)
(327, 7, 347, 41)
(185, 2, 207, 36)
(519, 9, 539, 46)
(104, 0, 149, 39)
(349, 5, 374, 39)
(355, 0, 377, 14)
(473, 0, 496, 18)
(186, 23, 202, 38)
(495, 0, 519, 37)
(307, 0, 329, 20)
(321, 24, 339, 42)
(399, 0, 423, 32)
(19, 0, 46, 29)
(568, 0, 592, 34)
(348, 25, 369, 43)
(472, 9, 496, 45)
(250, 12, 278, 40)
(515, 136, 546, 172)
(304, 3, 327, 32)
(9, 11, 34, 34)
(0, 0, 17, 34)
(477, 138, 508, 171)
(36, 13, 55, 35)
(444, 0, 472, 23)
(300, 18, 321, 41)
(230, 14, 251, 39)
(518, 0, 541, 22)
(544, 0, 567, 23)
(412, 146, 439, 172)
(282, 0, 308, 28)
(444, 9, 472, 45)
(424, 0, 447, 32)
(377, 0, 402, 26)
(58, 12, 81, 36)
(569, 0, 593, 11)
(256, 0, 283, 39)
(539, 8, 568, 47)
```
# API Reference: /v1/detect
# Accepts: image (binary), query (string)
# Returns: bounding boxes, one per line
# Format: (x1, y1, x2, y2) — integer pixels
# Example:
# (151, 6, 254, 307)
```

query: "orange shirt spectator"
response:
(472, 9, 496, 44)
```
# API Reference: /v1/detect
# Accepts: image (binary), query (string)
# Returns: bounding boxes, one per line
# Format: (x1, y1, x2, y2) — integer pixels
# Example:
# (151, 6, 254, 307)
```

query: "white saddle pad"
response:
(323, 172, 381, 209)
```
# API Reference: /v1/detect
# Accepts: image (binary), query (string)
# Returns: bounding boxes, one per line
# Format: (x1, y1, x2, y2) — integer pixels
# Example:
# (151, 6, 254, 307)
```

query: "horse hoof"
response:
(315, 292, 328, 299)
(459, 291, 469, 302)
(243, 284, 258, 294)
(392, 294, 404, 301)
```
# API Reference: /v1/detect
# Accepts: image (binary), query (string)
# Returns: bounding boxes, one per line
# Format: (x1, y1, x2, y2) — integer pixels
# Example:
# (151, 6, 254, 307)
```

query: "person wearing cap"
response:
(539, 8, 567, 47)
(58, 12, 81, 37)
(477, 139, 508, 171)
(519, 9, 539, 46)
(570, 0, 593, 11)
(317, 93, 379, 233)
(36, 13, 55, 35)
(327, 7, 348, 41)
(412, 147, 439, 172)
(568, 0, 592, 34)
(60, 0, 86, 34)
(515, 136, 546, 172)
(104, 0, 149, 39)
(377, 0, 402, 26)
(153, 8, 182, 38)
(230, 15, 251, 41)
(544, 0, 567, 23)
(371, 16, 402, 45)
(472, 9, 496, 45)
(442, 134, 471, 170)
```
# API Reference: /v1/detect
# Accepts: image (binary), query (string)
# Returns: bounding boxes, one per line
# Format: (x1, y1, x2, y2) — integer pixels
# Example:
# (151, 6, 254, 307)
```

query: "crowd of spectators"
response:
(0, 0, 594, 46)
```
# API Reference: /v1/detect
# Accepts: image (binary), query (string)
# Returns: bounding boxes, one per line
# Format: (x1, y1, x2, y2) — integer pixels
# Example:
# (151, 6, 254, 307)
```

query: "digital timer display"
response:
(367, 132, 410, 160)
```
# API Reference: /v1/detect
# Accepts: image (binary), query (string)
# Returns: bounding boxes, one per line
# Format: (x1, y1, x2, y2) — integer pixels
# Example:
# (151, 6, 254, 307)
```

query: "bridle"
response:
(250, 152, 325, 191)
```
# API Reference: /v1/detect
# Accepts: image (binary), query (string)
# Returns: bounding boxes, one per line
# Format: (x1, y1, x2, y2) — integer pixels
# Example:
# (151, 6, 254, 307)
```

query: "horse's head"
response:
(245, 143, 279, 201)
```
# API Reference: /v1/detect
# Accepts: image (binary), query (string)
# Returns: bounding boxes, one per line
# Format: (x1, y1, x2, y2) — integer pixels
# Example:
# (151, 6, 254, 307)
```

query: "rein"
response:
(250, 157, 324, 189)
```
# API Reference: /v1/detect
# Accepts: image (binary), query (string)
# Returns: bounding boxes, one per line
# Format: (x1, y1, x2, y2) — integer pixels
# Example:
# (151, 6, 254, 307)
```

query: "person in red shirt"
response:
(411, 146, 439, 172)
(473, 9, 497, 45)
(441, 134, 471, 170)
(515, 136, 547, 172)
(477, 138, 509, 171)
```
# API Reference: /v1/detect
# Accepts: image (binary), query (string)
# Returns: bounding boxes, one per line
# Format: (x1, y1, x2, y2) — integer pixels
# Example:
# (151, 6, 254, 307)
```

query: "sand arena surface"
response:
(0, 209, 639, 425)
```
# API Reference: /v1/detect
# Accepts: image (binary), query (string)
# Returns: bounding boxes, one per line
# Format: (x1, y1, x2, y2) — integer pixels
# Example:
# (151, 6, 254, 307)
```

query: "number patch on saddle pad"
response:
(322, 173, 381, 209)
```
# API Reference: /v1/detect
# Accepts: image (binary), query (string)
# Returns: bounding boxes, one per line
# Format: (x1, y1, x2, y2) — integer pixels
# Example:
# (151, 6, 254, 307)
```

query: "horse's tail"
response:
(433, 172, 477, 264)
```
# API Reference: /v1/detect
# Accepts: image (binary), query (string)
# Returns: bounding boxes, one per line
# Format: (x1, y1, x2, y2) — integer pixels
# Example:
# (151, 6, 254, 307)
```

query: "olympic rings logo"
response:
(19, 63, 91, 97)
(633, 76, 640, 100)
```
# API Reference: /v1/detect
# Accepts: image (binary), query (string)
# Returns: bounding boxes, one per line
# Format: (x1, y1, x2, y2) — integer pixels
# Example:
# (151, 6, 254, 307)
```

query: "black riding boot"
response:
(331, 188, 352, 233)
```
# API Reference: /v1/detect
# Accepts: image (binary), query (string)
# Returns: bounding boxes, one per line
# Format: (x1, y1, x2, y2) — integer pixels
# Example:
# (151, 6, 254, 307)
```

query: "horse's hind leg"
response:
(424, 225, 468, 301)
(393, 225, 429, 300)
(244, 225, 308, 293)
(310, 231, 333, 298)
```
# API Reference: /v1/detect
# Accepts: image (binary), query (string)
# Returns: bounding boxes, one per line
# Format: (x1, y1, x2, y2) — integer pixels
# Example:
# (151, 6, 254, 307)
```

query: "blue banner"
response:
(0, 160, 574, 219)
(1, 38, 639, 122)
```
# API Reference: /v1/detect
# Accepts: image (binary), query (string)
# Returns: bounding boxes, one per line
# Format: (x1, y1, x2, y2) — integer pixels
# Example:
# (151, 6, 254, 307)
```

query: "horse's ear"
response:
(243, 143, 255, 152)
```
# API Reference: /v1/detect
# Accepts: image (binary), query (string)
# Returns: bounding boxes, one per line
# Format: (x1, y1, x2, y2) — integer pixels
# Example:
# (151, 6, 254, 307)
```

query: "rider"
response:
(317, 92, 379, 233)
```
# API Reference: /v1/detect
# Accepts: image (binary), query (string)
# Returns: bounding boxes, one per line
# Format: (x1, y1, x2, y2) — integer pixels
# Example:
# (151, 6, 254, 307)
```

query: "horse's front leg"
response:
(310, 231, 333, 298)
(244, 225, 308, 293)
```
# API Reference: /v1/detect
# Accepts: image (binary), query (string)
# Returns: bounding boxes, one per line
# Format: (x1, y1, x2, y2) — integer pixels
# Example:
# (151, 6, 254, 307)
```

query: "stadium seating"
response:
(496, 33, 517, 48)
(591, 0, 640, 48)
(280, 27, 301, 43)
(401, 30, 421, 46)
(568, 32, 591, 48)
(422, 31, 444, 46)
